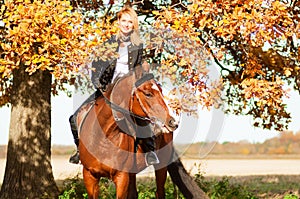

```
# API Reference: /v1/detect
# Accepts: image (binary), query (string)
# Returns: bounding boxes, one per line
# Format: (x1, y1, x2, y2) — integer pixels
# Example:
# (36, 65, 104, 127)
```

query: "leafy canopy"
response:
(1, 0, 300, 131)
(150, 0, 299, 130)
(0, 0, 117, 105)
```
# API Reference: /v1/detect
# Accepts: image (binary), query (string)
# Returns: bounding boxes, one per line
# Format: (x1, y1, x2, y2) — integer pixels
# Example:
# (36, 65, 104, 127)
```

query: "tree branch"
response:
(198, 34, 232, 75)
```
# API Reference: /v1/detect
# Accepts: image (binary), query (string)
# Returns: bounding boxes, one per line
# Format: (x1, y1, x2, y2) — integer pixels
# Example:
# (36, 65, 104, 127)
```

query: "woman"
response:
(68, 6, 159, 166)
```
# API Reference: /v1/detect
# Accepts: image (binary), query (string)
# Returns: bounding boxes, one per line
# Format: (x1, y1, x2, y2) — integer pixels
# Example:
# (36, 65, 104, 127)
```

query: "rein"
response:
(103, 95, 151, 122)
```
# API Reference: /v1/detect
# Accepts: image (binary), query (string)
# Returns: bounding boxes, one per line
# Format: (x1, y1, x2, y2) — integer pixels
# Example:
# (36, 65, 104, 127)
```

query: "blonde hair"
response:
(117, 6, 142, 46)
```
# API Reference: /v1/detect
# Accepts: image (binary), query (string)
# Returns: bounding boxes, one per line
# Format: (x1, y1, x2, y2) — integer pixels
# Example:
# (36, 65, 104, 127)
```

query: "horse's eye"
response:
(144, 92, 153, 98)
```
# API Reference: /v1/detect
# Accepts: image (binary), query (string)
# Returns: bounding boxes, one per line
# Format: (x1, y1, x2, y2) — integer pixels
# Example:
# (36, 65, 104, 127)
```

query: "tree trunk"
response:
(168, 150, 209, 199)
(0, 68, 59, 199)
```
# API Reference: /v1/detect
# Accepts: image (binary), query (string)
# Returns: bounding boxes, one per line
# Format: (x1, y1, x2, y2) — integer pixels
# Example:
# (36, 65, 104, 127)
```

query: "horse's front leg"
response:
(82, 167, 100, 199)
(127, 173, 138, 199)
(113, 172, 130, 199)
(155, 167, 168, 199)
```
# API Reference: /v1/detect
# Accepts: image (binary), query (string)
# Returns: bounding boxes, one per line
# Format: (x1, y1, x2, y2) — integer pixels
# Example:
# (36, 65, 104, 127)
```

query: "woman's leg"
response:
(69, 115, 80, 163)
(136, 125, 159, 166)
(69, 90, 102, 164)
(138, 137, 160, 166)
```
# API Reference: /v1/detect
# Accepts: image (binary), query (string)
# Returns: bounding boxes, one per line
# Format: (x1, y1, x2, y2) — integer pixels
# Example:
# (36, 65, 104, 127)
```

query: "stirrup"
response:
(145, 151, 160, 166)
(69, 151, 80, 164)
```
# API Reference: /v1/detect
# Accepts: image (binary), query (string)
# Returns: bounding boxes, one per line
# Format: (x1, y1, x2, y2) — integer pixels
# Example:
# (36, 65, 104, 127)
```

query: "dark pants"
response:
(69, 89, 102, 146)
(135, 120, 156, 152)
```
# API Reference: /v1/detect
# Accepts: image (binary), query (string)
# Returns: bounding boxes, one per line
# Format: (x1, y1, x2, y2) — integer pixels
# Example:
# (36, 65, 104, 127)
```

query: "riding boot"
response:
(69, 115, 80, 164)
(138, 136, 160, 166)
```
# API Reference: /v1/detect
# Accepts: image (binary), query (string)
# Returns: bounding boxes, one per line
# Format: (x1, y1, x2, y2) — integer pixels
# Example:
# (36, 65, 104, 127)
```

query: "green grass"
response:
(57, 174, 300, 199)
(137, 177, 185, 199)
(1, 174, 299, 199)
(229, 175, 300, 198)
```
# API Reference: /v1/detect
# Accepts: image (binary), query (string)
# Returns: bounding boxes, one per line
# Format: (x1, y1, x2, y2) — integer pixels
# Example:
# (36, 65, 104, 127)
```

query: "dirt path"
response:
(182, 158, 300, 176)
(1, 157, 300, 182)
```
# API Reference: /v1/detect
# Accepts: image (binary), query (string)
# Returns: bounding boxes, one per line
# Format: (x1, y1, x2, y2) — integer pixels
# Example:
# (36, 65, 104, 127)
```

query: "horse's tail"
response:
(167, 150, 209, 199)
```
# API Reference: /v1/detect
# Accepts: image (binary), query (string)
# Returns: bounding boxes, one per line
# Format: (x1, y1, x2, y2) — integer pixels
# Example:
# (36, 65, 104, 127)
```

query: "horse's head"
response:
(130, 73, 178, 135)
(109, 73, 178, 136)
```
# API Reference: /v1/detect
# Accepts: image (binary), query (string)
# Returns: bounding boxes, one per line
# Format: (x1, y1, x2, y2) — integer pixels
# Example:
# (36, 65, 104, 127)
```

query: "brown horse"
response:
(76, 73, 178, 199)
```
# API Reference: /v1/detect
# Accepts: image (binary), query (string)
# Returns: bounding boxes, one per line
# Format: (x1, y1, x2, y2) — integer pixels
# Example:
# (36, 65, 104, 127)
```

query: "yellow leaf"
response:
(1, 5, 5, 13)
(152, 11, 160, 15)
(173, 20, 180, 29)
(60, 38, 67, 45)
(284, 69, 292, 77)
(0, 65, 5, 72)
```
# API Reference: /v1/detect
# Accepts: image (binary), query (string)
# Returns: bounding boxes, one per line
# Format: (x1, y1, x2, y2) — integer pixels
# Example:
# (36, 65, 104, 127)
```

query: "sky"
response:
(0, 87, 299, 146)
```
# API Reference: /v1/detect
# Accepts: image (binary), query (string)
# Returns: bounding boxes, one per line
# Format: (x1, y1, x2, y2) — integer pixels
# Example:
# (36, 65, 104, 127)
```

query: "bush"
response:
(58, 176, 185, 199)
(284, 194, 299, 199)
(137, 177, 184, 199)
(61, 173, 298, 199)
(195, 173, 258, 199)
(58, 175, 87, 199)
(58, 176, 116, 199)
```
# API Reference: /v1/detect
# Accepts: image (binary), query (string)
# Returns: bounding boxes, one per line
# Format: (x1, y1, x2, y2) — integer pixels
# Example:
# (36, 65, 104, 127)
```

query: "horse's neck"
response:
(96, 92, 128, 138)
(98, 89, 139, 139)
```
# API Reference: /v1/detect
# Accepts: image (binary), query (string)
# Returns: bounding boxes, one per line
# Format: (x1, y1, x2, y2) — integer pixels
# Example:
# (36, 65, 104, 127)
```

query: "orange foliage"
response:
(0, 0, 117, 105)
(151, 0, 299, 130)
(1, 0, 299, 131)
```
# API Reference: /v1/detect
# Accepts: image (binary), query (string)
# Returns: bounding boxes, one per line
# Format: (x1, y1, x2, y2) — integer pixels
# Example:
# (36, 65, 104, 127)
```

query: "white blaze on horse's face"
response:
(151, 83, 160, 91)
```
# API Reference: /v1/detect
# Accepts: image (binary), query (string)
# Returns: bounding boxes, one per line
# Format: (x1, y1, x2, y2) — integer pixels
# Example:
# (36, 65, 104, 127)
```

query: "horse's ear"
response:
(134, 65, 144, 80)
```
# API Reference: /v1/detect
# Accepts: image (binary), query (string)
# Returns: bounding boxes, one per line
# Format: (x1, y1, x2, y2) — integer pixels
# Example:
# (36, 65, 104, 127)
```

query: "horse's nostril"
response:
(168, 117, 178, 129)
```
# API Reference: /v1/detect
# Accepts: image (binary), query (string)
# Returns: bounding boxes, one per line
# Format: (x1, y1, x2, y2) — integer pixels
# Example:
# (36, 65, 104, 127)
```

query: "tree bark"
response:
(167, 150, 209, 199)
(0, 68, 59, 199)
